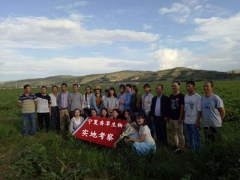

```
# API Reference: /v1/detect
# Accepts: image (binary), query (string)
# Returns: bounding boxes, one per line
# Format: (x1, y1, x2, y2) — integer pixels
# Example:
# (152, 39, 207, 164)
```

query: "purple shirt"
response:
(118, 93, 126, 112)
(61, 91, 69, 108)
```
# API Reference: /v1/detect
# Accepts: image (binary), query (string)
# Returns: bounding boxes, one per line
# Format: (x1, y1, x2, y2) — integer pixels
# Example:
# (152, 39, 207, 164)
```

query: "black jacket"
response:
(150, 94, 170, 118)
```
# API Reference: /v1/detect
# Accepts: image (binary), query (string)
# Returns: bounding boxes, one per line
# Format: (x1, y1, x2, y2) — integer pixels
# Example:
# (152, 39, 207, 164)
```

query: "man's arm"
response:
(18, 102, 22, 108)
(195, 111, 202, 128)
(218, 107, 226, 121)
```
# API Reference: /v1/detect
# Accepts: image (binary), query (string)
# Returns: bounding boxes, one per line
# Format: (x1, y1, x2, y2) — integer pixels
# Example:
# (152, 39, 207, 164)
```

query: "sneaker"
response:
(173, 145, 180, 152)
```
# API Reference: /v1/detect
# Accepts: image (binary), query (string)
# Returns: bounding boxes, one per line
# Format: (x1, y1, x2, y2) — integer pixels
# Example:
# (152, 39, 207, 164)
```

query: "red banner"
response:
(73, 117, 127, 148)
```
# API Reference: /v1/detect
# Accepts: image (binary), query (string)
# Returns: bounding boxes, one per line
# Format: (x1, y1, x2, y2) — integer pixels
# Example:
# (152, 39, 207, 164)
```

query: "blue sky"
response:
(0, 0, 240, 81)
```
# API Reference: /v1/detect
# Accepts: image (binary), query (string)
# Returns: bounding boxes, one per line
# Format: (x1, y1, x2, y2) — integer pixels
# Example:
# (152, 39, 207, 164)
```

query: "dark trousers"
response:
(37, 113, 50, 131)
(154, 116, 168, 145)
(51, 106, 60, 130)
(84, 108, 91, 119)
(145, 114, 155, 138)
(204, 127, 222, 144)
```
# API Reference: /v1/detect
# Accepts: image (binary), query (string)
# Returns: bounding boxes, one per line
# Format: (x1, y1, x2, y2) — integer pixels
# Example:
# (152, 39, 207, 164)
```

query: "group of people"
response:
(18, 80, 225, 156)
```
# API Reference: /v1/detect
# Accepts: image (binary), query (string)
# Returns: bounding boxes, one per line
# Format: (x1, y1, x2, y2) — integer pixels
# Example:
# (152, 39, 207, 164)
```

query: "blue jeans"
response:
(184, 123, 201, 150)
(22, 113, 36, 136)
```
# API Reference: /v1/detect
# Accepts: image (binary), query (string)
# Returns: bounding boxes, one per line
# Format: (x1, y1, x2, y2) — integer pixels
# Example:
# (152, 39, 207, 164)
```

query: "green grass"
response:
(0, 81, 240, 179)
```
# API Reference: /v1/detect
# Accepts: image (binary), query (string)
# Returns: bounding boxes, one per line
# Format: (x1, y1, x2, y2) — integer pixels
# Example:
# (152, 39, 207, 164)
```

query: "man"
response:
(202, 81, 225, 144)
(125, 84, 132, 111)
(57, 83, 70, 132)
(68, 84, 83, 119)
(18, 84, 37, 136)
(118, 84, 126, 117)
(142, 84, 154, 137)
(169, 80, 185, 152)
(35, 86, 52, 132)
(49, 85, 60, 131)
(150, 84, 170, 145)
(184, 81, 201, 150)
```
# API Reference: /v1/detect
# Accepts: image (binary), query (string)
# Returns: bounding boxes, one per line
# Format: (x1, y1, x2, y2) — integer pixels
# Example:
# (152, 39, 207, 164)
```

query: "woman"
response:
(130, 85, 142, 116)
(91, 85, 105, 115)
(69, 109, 84, 134)
(82, 86, 92, 119)
(126, 113, 156, 156)
(103, 87, 119, 114)
(101, 108, 109, 118)
(113, 110, 139, 148)
(90, 109, 98, 118)
(110, 109, 120, 120)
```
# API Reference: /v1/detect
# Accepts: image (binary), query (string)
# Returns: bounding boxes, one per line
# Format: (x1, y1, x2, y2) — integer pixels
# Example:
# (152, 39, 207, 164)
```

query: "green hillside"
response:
(1, 67, 240, 88)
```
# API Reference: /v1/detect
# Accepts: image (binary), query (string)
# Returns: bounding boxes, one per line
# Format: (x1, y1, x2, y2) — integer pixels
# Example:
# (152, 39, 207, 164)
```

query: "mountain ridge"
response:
(1, 67, 240, 88)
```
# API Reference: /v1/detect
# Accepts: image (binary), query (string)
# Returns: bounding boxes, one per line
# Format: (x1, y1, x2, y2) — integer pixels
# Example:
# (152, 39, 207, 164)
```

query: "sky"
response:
(0, 0, 240, 81)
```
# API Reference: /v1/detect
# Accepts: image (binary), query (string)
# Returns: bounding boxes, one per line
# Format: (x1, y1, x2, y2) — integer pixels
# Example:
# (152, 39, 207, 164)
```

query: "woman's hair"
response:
(112, 109, 120, 119)
(136, 112, 148, 126)
(108, 87, 117, 98)
(74, 108, 81, 114)
(101, 108, 109, 118)
(85, 86, 92, 93)
(132, 85, 138, 93)
(91, 108, 97, 114)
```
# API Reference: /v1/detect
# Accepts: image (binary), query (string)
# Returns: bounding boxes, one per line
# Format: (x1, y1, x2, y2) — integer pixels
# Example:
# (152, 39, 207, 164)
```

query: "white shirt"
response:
(184, 93, 201, 124)
(49, 93, 58, 107)
(82, 93, 92, 109)
(155, 95, 162, 116)
(139, 125, 155, 145)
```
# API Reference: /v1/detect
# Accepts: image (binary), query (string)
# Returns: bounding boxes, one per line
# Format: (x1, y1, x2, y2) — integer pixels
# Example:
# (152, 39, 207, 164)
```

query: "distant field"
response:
(0, 80, 240, 179)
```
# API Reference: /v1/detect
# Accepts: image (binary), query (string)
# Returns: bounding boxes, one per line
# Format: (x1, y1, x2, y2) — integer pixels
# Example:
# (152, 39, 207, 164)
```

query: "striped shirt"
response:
(18, 93, 37, 113)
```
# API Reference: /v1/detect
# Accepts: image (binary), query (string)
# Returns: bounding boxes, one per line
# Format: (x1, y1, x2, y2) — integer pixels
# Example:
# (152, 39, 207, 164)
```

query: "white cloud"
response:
(159, 3, 191, 23)
(187, 13, 240, 41)
(143, 24, 152, 30)
(56, 1, 88, 10)
(150, 48, 192, 69)
(0, 49, 148, 80)
(0, 16, 159, 49)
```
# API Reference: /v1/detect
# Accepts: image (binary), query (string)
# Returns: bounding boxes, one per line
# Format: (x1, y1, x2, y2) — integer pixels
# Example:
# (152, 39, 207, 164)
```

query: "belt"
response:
(61, 108, 68, 110)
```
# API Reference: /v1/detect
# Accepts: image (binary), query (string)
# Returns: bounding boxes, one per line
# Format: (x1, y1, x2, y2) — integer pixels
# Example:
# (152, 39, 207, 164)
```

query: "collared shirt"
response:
(61, 91, 69, 108)
(49, 93, 58, 107)
(118, 93, 126, 112)
(155, 95, 162, 116)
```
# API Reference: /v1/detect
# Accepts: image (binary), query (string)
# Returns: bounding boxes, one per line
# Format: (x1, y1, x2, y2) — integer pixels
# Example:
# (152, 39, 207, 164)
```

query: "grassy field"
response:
(0, 81, 240, 180)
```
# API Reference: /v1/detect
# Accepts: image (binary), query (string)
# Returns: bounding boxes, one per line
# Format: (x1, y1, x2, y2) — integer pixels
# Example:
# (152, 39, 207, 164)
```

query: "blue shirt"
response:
(155, 95, 162, 116)
(125, 92, 133, 110)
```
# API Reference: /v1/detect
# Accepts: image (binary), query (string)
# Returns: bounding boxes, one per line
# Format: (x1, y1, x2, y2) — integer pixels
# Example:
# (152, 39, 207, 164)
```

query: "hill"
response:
(1, 67, 240, 88)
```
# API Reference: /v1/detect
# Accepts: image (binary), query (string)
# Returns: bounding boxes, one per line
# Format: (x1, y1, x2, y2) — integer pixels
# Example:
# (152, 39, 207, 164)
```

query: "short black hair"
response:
(23, 84, 30, 90)
(172, 80, 181, 86)
(41, 86, 47, 89)
(143, 83, 150, 88)
(52, 85, 58, 89)
(73, 84, 78, 87)
(126, 84, 132, 88)
(61, 83, 67, 87)
(186, 81, 195, 86)
(119, 84, 125, 90)
(206, 80, 214, 87)
(74, 108, 81, 114)
(156, 84, 164, 90)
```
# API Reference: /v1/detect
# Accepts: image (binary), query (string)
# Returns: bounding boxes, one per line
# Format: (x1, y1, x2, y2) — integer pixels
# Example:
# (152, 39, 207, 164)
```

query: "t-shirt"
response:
(184, 93, 201, 124)
(68, 92, 83, 111)
(139, 125, 155, 145)
(201, 94, 224, 127)
(35, 93, 51, 113)
(18, 93, 37, 113)
(49, 93, 58, 107)
(169, 93, 185, 120)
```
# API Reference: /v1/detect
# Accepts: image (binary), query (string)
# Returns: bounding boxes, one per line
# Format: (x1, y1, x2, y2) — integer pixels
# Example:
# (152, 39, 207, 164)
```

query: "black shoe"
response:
(173, 145, 180, 152)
